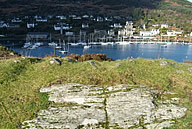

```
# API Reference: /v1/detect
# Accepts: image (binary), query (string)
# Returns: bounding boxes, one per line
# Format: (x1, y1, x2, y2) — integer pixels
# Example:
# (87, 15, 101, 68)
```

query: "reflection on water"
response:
(11, 44, 192, 62)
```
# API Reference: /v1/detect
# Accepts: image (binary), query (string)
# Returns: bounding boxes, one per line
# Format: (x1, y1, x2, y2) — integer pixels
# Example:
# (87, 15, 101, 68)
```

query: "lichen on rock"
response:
(22, 84, 187, 129)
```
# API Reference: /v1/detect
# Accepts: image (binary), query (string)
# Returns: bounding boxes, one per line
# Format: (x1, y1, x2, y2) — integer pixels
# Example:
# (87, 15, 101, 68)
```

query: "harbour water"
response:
(10, 44, 192, 62)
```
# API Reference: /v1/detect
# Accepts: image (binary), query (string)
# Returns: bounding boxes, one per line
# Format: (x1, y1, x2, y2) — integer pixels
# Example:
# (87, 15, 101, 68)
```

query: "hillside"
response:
(0, 52, 192, 128)
(0, 0, 191, 31)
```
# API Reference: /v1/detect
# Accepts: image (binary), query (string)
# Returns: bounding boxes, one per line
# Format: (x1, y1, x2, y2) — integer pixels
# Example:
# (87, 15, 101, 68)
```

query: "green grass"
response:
(0, 57, 192, 128)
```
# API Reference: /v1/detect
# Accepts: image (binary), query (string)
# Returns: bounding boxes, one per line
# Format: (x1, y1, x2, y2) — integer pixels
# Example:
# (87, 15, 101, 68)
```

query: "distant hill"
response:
(0, 0, 191, 31)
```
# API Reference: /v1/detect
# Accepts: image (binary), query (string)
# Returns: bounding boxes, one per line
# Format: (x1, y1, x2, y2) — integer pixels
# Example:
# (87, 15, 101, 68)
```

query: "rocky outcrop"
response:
(22, 84, 187, 129)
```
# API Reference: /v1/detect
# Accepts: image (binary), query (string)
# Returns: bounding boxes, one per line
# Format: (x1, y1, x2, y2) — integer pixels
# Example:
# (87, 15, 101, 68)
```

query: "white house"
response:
(82, 23, 89, 28)
(0, 23, 8, 28)
(104, 17, 113, 21)
(36, 18, 48, 22)
(82, 15, 89, 18)
(167, 30, 183, 36)
(151, 29, 160, 35)
(27, 23, 35, 29)
(73, 16, 82, 20)
(152, 24, 159, 27)
(114, 23, 122, 28)
(65, 32, 74, 36)
(140, 31, 152, 36)
(107, 30, 115, 36)
(140, 29, 160, 36)
(124, 21, 134, 36)
(11, 18, 22, 23)
(56, 16, 67, 20)
(161, 24, 169, 29)
(54, 23, 72, 30)
(97, 17, 104, 22)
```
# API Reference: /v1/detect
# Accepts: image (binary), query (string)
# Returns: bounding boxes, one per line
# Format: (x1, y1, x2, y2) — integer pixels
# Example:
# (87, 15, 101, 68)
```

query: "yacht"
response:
(48, 42, 58, 46)
(22, 42, 32, 48)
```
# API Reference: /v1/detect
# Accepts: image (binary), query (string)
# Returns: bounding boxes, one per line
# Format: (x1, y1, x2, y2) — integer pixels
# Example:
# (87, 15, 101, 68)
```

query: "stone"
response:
(188, 67, 192, 73)
(22, 84, 187, 129)
(115, 63, 120, 68)
(160, 61, 168, 66)
(14, 60, 20, 63)
(49, 58, 62, 65)
(89, 61, 97, 69)
(176, 70, 184, 73)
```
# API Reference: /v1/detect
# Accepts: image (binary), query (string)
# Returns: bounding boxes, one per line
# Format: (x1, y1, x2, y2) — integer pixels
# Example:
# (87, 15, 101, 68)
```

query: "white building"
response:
(36, 18, 48, 22)
(124, 21, 134, 36)
(167, 30, 183, 36)
(27, 23, 35, 29)
(152, 24, 159, 27)
(108, 30, 115, 36)
(65, 32, 74, 36)
(82, 15, 89, 18)
(56, 16, 67, 20)
(0, 23, 8, 28)
(161, 24, 169, 29)
(82, 23, 89, 28)
(140, 29, 160, 36)
(114, 23, 122, 28)
(97, 17, 104, 22)
(190, 32, 192, 36)
(54, 23, 72, 30)
(11, 18, 22, 23)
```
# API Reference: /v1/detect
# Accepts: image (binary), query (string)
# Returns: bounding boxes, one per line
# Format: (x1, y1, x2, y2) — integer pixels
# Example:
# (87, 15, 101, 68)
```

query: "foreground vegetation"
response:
(0, 55, 192, 128)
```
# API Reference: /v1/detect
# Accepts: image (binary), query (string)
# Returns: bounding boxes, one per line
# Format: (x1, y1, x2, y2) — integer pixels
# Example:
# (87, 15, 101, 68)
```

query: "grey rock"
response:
(22, 84, 187, 129)
(176, 70, 184, 73)
(160, 61, 168, 66)
(89, 61, 97, 69)
(14, 60, 20, 63)
(115, 63, 120, 68)
(188, 67, 192, 73)
(50, 58, 62, 65)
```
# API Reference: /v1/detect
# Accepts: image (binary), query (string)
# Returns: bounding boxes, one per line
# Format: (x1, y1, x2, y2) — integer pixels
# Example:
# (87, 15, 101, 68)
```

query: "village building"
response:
(26, 32, 49, 41)
(27, 23, 35, 29)
(54, 23, 72, 31)
(11, 18, 22, 23)
(82, 23, 89, 28)
(167, 30, 183, 36)
(161, 24, 169, 29)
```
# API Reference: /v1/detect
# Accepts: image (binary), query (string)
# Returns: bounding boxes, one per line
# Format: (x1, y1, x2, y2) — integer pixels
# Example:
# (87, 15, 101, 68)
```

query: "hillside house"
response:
(11, 18, 22, 23)
(108, 30, 115, 36)
(82, 23, 89, 28)
(65, 32, 74, 36)
(73, 16, 82, 20)
(114, 23, 122, 28)
(161, 24, 169, 29)
(82, 15, 89, 18)
(167, 30, 183, 36)
(27, 23, 35, 29)
(97, 17, 104, 22)
(26, 32, 49, 40)
(54, 23, 72, 31)
(56, 16, 67, 20)
(0, 23, 8, 28)
(36, 18, 48, 22)
(140, 29, 160, 36)
(124, 21, 134, 36)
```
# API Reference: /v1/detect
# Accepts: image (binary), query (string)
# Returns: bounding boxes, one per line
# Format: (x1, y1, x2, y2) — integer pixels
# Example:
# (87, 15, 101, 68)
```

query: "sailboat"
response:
(59, 40, 69, 54)
(83, 38, 91, 49)
(55, 39, 62, 49)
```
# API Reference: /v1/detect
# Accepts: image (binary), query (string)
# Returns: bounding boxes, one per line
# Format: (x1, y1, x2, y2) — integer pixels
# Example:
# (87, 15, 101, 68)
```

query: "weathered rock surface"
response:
(22, 84, 187, 129)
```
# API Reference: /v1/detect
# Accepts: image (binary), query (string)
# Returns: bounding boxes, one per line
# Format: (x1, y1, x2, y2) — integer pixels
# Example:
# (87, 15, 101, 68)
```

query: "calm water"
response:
(11, 44, 192, 62)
